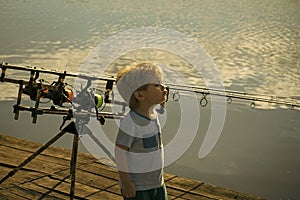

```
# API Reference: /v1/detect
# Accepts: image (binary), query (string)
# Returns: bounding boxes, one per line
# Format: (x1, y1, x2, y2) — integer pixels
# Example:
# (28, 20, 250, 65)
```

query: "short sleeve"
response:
(116, 127, 135, 148)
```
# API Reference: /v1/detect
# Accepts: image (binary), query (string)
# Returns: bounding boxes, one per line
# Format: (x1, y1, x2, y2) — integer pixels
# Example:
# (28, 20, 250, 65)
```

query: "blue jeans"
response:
(123, 184, 168, 200)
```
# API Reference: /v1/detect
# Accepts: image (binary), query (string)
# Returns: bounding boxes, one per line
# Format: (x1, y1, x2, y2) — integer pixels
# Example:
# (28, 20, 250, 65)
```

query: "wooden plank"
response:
(165, 176, 203, 191)
(0, 134, 96, 164)
(191, 183, 264, 200)
(169, 197, 189, 200)
(165, 187, 187, 199)
(180, 192, 213, 200)
(0, 145, 69, 175)
(0, 145, 71, 167)
(164, 173, 177, 181)
(105, 184, 123, 196)
(0, 188, 30, 200)
(77, 161, 119, 181)
(0, 134, 265, 199)
(0, 166, 47, 188)
(165, 177, 214, 200)
(88, 190, 123, 200)
(54, 168, 117, 190)
(21, 181, 69, 200)
(31, 176, 100, 198)
(0, 184, 65, 200)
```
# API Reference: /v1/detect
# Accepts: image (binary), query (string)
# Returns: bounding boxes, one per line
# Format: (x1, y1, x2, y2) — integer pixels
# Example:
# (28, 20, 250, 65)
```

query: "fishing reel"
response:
(19, 69, 105, 111)
(72, 79, 108, 111)
(11, 66, 74, 107)
(71, 79, 115, 125)
(22, 82, 73, 106)
(0, 63, 123, 125)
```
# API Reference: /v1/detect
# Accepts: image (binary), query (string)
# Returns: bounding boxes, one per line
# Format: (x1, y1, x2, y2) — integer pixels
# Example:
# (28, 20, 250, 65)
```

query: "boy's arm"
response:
(115, 144, 136, 198)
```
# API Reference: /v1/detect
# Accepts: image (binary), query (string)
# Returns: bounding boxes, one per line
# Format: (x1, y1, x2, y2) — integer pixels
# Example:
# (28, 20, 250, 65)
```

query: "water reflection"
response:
(0, 0, 298, 99)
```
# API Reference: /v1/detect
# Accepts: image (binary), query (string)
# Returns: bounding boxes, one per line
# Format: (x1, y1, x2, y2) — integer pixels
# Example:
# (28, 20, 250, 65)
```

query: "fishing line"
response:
(167, 82, 299, 109)
(1, 63, 299, 112)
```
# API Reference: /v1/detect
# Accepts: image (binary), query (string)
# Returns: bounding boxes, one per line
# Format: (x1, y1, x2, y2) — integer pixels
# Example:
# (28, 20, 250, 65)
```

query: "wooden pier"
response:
(0, 134, 264, 199)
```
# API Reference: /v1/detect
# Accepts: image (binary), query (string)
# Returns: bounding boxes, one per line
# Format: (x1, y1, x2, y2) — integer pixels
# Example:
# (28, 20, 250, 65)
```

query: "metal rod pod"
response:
(14, 80, 24, 120)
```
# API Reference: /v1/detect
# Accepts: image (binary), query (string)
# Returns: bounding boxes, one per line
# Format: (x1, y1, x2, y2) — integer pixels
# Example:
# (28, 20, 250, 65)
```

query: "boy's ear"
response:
(133, 90, 145, 101)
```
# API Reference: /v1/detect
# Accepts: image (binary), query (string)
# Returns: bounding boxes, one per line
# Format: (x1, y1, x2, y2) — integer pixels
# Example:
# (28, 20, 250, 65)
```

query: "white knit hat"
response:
(116, 63, 163, 105)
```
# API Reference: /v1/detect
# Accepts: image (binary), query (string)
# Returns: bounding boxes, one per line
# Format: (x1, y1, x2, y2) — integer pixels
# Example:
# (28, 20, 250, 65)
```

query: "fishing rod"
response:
(1, 62, 299, 121)
(0, 63, 115, 81)
(167, 83, 300, 109)
(0, 62, 126, 125)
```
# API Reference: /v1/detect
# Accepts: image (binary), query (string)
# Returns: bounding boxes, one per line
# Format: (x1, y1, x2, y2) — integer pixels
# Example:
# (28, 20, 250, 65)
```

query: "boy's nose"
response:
(160, 84, 167, 90)
(161, 84, 168, 92)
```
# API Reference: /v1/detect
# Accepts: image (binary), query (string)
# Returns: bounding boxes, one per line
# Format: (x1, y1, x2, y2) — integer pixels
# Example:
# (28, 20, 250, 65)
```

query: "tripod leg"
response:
(69, 133, 79, 199)
(0, 130, 66, 184)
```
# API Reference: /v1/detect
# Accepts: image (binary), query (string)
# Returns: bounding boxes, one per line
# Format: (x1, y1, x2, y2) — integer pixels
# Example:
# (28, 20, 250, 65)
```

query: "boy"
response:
(115, 63, 168, 200)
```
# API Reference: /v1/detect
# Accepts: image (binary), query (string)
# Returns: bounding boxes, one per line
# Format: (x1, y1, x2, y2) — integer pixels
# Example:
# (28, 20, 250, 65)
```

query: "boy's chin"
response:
(160, 100, 166, 106)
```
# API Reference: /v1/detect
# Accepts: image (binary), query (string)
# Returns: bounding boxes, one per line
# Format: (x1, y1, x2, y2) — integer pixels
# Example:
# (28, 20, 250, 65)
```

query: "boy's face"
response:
(142, 83, 168, 106)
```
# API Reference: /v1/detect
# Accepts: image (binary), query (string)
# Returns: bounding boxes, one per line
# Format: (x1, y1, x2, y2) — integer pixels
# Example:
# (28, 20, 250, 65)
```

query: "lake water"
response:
(0, 1, 299, 199)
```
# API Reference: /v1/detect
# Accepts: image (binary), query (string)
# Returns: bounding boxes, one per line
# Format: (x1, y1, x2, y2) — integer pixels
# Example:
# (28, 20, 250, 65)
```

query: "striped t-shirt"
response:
(116, 110, 164, 191)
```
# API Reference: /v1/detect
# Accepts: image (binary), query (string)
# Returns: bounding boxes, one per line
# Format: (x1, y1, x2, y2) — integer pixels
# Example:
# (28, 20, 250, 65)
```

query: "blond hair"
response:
(116, 63, 163, 108)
